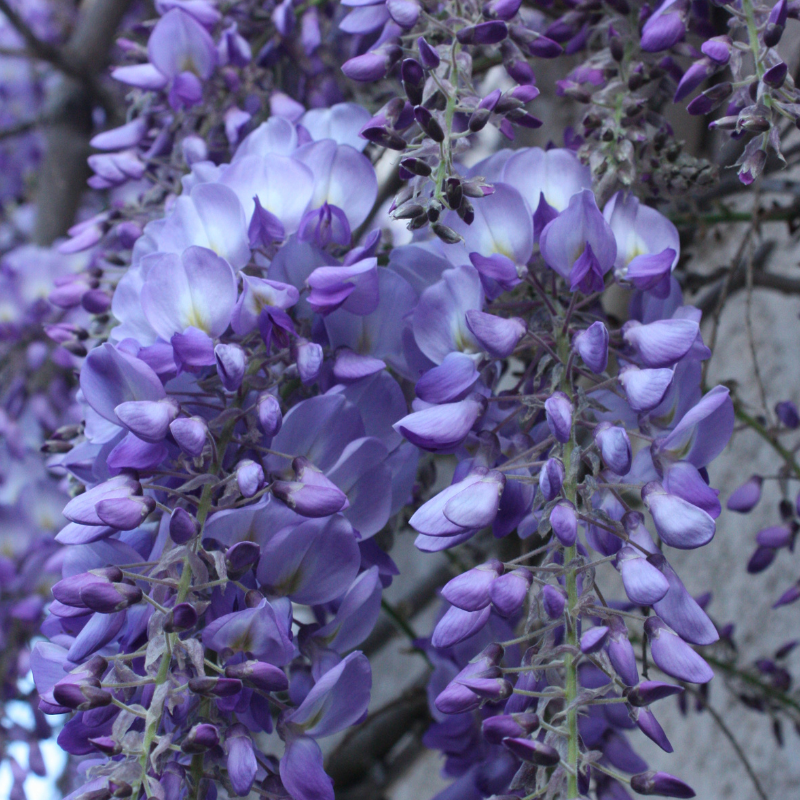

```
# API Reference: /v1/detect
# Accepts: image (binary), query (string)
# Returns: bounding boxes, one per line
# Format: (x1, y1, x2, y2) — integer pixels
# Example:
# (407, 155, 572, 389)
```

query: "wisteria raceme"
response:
(0, 0, 798, 798)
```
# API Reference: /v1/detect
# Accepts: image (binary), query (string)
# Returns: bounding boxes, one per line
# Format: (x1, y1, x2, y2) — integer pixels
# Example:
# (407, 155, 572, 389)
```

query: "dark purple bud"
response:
(54, 680, 112, 711)
(528, 35, 563, 58)
(540, 458, 565, 502)
(215, 343, 246, 392)
(544, 391, 573, 443)
(82, 289, 112, 314)
(490, 568, 532, 616)
(701, 35, 731, 64)
(226, 541, 261, 578)
(636, 707, 673, 752)
(580, 626, 609, 653)
(549, 501, 577, 546)
(170, 507, 199, 544)
(505, 56, 535, 84)
(401, 59, 425, 106)
(432, 223, 462, 244)
(182, 723, 220, 754)
(188, 677, 243, 697)
(89, 737, 121, 756)
(414, 106, 445, 142)
(111, 784, 132, 800)
(170, 416, 208, 458)
(445, 178, 463, 211)
(164, 602, 198, 632)
(774, 582, 800, 608)
(457, 675, 513, 701)
(80, 582, 143, 613)
(257, 394, 282, 437)
(630, 771, 696, 798)
(225, 660, 289, 692)
(503, 738, 561, 766)
(764, 62, 788, 88)
(469, 108, 492, 133)
(686, 82, 732, 115)
(594, 423, 632, 475)
(738, 141, 767, 185)
(457, 21, 508, 45)
(53, 678, 100, 709)
(627, 680, 684, 707)
(394, 203, 426, 220)
(482, 712, 539, 744)
(458, 201, 475, 225)
(747, 545, 776, 573)
(674, 58, 715, 103)
(765, 0, 788, 46)
(776, 400, 799, 428)
(483, 0, 522, 20)
(442, 560, 503, 611)
(342, 44, 402, 82)
(505, 109, 542, 129)
(400, 157, 432, 176)
(417, 37, 440, 69)
(95, 496, 155, 530)
(542, 584, 567, 618)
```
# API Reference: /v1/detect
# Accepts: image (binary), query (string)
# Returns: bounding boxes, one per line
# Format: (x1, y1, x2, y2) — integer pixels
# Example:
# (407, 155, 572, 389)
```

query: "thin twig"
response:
(689, 691, 770, 800)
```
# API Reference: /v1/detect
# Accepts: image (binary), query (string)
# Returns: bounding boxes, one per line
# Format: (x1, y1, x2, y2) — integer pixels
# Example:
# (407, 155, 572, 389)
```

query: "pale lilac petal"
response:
(643, 483, 716, 549)
(623, 319, 699, 368)
(140, 247, 237, 340)
(280, 737, 334, 800)
(431, 605, 492, 648)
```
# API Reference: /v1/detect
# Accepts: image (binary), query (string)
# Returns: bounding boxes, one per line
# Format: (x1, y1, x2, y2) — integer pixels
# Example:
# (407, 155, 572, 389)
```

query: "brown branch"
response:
(33, 0, 134, 245)
(326, 683, 431, 789)
(0, 115, 40, 141)
(0, 0, 70, 73)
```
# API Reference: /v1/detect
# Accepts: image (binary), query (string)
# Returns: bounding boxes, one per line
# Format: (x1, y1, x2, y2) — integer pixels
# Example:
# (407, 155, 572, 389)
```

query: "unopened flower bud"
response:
(401, 58, 425, 106)
(169, 507, 198, 544)
(215, 343, 246, 392)
(432, 223, 462, 244)
(457, 20, 508, 45)
(503, 737, 561, 766)
(236, 459, 264, 498)
(630, 771, 696, 798)
(170, 416, 208, 457)
(414, 106, 444, 142)
(164, 602, 198, 632)
(226, 541, 261, 578)
(257, 394, 283, 437)
(182, 723, 220, 754)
